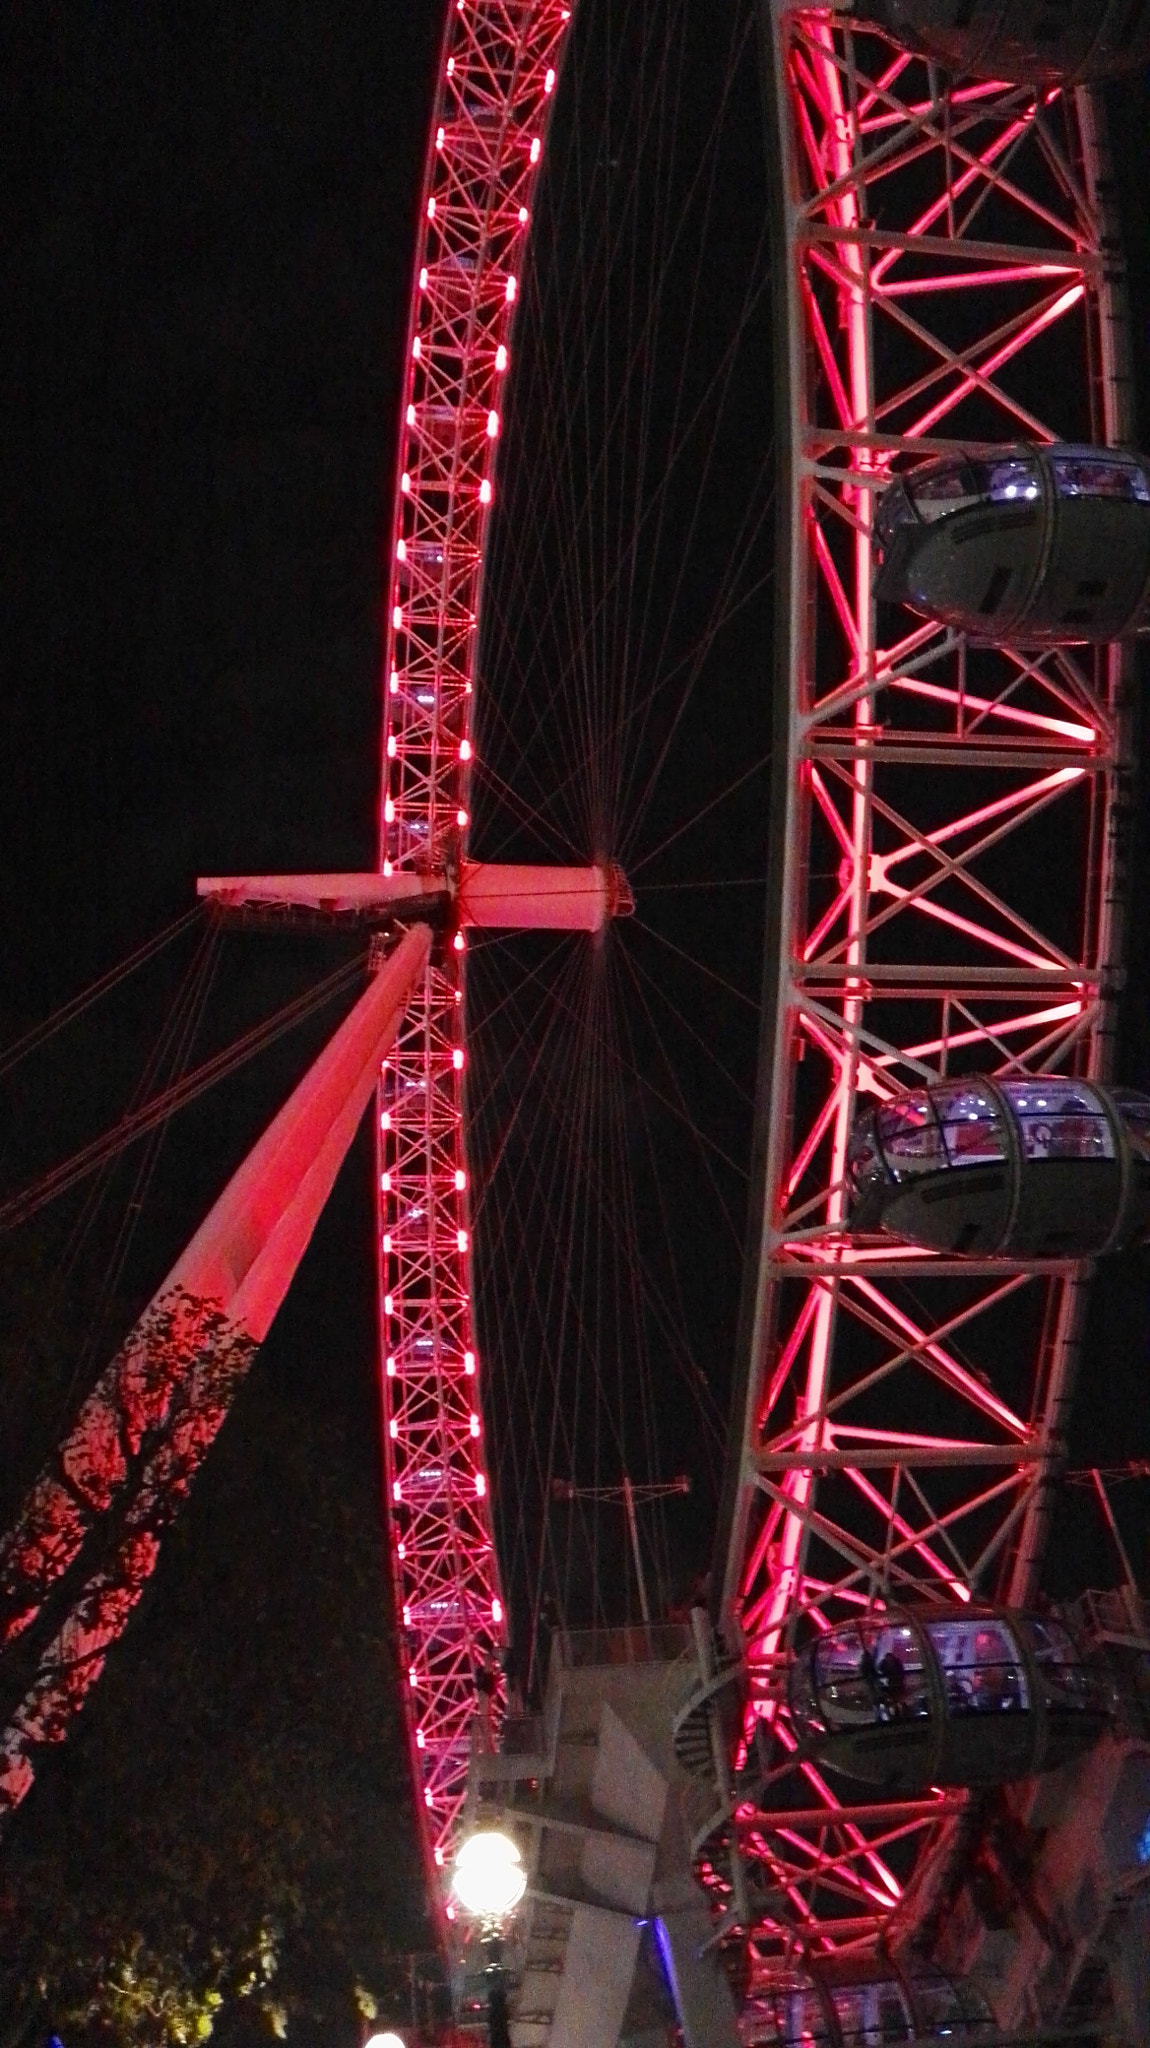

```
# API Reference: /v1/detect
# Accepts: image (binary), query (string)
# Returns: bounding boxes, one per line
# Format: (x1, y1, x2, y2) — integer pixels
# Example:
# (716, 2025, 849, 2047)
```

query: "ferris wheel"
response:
(4, 0, 1150, 2035)
(367, 0, 1150, 2007)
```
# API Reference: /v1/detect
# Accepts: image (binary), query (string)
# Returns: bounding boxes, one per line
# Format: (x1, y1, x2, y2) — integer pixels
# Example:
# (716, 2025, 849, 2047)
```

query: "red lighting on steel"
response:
(375, 0, 576, 1917)
(717, 7, 1134, 1964)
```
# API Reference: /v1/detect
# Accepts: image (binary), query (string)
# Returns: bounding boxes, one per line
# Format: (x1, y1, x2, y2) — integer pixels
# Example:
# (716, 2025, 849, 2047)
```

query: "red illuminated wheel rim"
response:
(377, 0, 575, 1921)
(716, 13, 1135, 1965)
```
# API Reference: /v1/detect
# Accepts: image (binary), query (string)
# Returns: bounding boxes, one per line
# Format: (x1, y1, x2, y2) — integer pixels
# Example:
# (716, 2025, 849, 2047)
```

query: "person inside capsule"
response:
(872, 444, 1150, 643)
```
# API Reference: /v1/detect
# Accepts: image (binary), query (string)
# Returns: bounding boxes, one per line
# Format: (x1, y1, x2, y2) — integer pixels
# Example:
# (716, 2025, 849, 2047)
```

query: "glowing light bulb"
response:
(530, 137, 541, 164)
(544, 67, 555, 93)
(450, 1830, 525, 1919)
(479, 479, 492, 505)
(495, 344, 508, 372)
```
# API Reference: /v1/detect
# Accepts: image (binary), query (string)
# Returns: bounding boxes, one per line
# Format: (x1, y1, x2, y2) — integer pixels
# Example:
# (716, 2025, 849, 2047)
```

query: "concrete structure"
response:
(453, 1621, 745, 2048)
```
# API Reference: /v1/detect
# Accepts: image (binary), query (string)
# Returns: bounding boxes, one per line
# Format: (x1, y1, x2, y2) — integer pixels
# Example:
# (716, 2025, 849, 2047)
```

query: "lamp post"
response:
(450, 1829, 526, 2048)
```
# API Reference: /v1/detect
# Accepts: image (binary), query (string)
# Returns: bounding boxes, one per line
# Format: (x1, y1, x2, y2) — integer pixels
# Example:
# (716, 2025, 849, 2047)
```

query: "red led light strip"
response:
(376, 0, 575, 1918)
(720, 13, 1133, 1964)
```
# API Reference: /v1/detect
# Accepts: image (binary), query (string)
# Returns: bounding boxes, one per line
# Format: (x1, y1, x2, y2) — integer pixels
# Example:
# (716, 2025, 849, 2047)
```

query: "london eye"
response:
(3, 1, 1150, 2043)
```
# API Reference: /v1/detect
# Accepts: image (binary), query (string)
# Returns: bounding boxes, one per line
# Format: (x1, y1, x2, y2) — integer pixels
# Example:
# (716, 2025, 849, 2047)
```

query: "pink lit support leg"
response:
(0, 925, 431, 1819)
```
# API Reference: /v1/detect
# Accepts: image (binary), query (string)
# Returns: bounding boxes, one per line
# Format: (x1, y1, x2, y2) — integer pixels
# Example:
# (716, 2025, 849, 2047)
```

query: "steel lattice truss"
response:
(376, 0, 575, 1910)
(718, 11, 1134, 1965)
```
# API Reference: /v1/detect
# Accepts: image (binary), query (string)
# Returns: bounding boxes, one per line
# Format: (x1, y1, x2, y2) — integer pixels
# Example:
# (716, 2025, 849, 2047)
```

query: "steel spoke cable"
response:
(611, 938, 745, 1243)
(479, 544, 776, 865)
(623, 936, 755, 1106)
(66, 917, 226, 1402)
(0, 906, 203, 1083)
(629, 913, 760, 1010)
(0, 953, 366, 1236)
(482, 2, 761, 847)
(0, 913, 224, 1451)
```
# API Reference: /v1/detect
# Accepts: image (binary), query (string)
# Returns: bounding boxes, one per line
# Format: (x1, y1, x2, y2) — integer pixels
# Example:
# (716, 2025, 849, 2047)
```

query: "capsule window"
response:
(931, 1084, 1006, 1166)
(980, 456, 1040, 503)
(877, 1093, 942, 1174)
(909, 459, 980, 523)
(832, 1984, 912, 2048)
(1000, 1078, 1114, 1160)
(926, 1618, 1028, 1716)
(1015, 1614, 1102, 1714)
(814, 1622, 929, 1729)
(876, 482, 916, 551)
(1112, 1090, 1150, 1159)
(787, 1991, 833, 2048)
(1052, 454, 1150, 501)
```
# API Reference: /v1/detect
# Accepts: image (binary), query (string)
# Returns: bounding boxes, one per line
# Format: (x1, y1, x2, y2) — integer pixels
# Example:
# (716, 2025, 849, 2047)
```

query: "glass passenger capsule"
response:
(873, 445, 1150, 644)
(848, 0, 1150, 85)
(846, 1078, 1150, 1257)
(741, 1961, 996, 2048)
(788, 1606, 1109, 1793)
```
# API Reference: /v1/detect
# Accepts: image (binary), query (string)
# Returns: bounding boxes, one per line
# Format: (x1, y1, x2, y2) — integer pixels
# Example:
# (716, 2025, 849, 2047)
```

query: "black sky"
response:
(3, 1, 1150, 2032)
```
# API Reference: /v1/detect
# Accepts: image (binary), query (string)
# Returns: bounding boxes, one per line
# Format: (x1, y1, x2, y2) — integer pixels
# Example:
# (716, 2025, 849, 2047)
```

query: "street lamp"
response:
(450, 1828, 526, 2048)
(364, 2035, 406, 2048)
(450, 1828, 527, 1921)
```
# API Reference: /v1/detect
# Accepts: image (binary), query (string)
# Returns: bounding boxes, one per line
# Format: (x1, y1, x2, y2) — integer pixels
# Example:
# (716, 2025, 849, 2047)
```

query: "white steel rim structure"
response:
(374, 0, 1137, 1971)
(376, 0, 576, 1924)
(715, 5, 1134, 1965)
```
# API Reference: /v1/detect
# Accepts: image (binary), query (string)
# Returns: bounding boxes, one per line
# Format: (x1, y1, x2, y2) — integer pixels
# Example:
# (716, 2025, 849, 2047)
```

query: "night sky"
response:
(3, 2, 1150, 2039)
